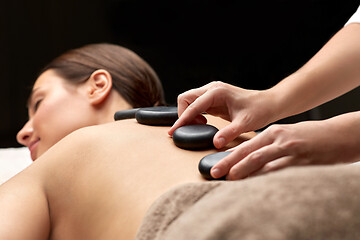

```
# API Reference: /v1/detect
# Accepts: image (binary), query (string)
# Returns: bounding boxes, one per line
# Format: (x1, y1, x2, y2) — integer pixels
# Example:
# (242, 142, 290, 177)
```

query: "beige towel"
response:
(136, 164, 360, 240)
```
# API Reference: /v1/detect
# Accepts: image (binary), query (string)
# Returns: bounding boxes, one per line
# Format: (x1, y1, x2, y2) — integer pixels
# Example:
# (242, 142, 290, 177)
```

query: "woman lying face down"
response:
(16, 43, 165, 160)
(2, 113, 251, 240)
(1, 43, 253, 239)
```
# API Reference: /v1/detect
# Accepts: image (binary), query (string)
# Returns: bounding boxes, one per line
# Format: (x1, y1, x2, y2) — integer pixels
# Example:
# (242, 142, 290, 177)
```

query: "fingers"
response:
(177, 82, 217, 116)
(176, 89, 204, 117)
(169, 83, 220, 136)
(226, 145, 288, 180)
(251, 157, 292, 177)
(168, 89, 204, 136)
(210, 133, 272, 178)
(210, 128, 292, 179)
(213, 121, 244, 148)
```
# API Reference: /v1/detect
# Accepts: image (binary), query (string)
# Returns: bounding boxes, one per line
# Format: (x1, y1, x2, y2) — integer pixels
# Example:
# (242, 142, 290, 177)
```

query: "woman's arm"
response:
(269, 23, 360, 121)
(0, 172, 50, 240)
(212, 110, 360, 180)
(170, 24, 360, 148)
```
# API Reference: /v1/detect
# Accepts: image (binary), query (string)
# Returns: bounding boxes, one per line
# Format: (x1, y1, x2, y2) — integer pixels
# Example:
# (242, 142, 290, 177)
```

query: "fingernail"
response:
(211, 167, 221, 179)
(167, 128, 173, 136)
(217, 137, 225, 148)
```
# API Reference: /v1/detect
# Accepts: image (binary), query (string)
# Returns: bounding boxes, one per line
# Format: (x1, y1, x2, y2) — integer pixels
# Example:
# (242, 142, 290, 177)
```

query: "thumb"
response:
(213, 121, 244, 148)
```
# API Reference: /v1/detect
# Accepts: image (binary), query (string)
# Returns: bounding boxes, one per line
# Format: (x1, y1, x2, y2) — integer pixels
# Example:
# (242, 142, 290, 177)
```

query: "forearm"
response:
(266, 24, 360, 122)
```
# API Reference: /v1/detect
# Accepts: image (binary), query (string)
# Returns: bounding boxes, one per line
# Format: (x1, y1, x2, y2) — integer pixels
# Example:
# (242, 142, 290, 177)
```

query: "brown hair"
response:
(39, 43, 166, 108)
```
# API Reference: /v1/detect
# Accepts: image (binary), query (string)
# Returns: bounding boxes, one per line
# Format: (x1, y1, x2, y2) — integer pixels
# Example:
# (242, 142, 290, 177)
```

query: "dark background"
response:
(1, 0, 359, 147)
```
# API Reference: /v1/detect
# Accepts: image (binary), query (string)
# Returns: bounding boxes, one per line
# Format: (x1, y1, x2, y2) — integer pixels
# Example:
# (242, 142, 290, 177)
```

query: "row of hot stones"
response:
(114, 106, 230, 180)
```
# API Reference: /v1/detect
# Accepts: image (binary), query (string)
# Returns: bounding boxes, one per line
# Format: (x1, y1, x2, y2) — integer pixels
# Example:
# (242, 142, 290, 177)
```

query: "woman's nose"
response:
(16, 120, 33, 146)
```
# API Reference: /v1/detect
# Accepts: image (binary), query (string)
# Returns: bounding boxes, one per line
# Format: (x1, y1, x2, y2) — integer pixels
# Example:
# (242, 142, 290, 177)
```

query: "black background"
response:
(1, 0, 359, 147)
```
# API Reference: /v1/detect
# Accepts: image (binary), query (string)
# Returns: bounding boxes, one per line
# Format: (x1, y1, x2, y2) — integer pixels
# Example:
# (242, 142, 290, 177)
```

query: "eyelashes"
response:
(28, 87, 44, 113)
(33, 99, 43, 112)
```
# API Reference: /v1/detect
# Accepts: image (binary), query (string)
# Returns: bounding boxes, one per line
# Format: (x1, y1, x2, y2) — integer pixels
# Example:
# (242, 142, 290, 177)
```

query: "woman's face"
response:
(17, 70, 98, 160)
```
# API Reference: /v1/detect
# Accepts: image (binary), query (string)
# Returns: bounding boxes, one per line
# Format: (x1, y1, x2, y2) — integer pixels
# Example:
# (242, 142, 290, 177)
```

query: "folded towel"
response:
(136, 164, 360, 240)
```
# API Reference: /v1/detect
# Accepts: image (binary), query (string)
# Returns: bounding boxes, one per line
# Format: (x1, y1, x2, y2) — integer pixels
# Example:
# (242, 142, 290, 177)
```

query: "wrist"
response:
(265, 71, 315, 122)
(260, 87, 288, 124)
(324, 111, 360, 163)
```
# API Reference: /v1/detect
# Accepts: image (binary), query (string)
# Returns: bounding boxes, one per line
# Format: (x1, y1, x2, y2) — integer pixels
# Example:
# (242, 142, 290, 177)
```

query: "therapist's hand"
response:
(169, 81, 276, 148)
(212, 113, 360, 180)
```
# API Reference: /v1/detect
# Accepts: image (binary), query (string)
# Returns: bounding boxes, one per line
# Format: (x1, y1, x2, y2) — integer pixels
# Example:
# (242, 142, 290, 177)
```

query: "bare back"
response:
(0, 116, 253, 240)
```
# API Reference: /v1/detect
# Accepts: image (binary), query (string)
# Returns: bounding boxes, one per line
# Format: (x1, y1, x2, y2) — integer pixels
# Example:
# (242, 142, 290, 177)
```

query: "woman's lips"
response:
(28, 139, 40, 160)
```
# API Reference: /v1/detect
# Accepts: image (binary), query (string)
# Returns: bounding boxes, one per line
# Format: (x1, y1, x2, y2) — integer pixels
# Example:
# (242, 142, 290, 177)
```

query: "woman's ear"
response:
(87, 69, 113, 106)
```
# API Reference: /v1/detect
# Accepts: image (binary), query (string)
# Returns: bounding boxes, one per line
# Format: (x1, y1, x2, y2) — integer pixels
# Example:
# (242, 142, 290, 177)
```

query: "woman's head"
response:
(41, 43, 165, 108)
(17, 43, 166, 160)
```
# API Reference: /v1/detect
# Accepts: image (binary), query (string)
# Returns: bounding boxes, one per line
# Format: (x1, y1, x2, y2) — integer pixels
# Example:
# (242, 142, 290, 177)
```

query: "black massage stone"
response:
(135, 106, 178, 126)
(198, 151, 231, 180)
(114, 108, 140, 120)
(173, 124, 219, 150)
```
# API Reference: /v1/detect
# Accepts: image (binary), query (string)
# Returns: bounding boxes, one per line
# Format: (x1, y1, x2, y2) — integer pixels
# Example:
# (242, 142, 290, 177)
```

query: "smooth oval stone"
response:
(136, 106, 178, 126)
(198, 151, 231, 180)
(114, 108, 140, 120)
(173, 124, 219, 150)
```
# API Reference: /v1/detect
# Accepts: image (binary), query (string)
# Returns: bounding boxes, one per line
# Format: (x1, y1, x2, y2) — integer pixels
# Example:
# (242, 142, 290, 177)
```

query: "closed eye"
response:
(33, 99, 42, 112)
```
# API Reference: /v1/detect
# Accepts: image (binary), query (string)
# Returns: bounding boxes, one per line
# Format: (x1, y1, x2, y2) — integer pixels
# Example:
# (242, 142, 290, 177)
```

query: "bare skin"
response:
(0, 116, 254, 240)
(169, 23, 360, 180)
